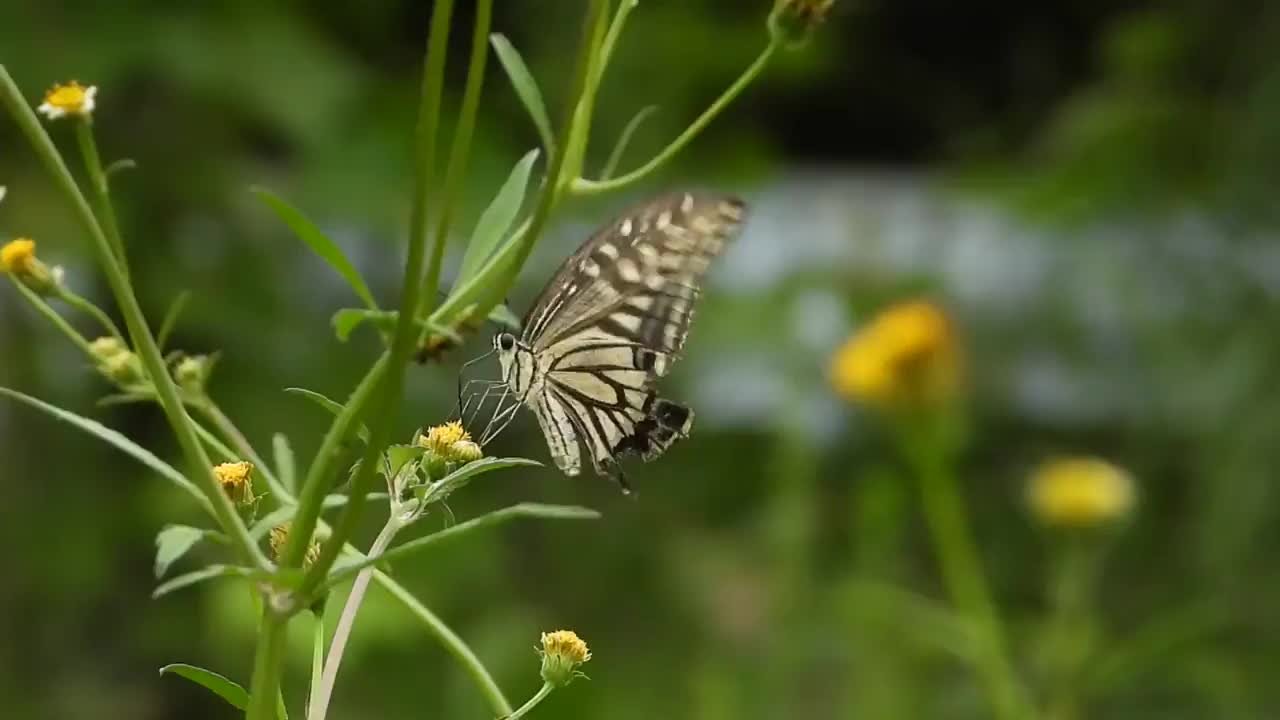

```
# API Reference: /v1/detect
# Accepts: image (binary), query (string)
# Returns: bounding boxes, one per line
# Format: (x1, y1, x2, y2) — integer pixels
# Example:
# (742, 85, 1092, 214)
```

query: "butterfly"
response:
(461, 191, 746, 492)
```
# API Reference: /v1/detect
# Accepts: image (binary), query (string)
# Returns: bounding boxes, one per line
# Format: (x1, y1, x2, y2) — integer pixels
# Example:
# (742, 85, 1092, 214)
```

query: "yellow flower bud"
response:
(269, 522, 321, 567)
(418, 420, 485, 467)
(829, 300, 961, 409)
(538, 630, 591, 688)
(213, 461, 256, 507)
(1, 238, 58, 295)
(1027, 457, 1135, 528)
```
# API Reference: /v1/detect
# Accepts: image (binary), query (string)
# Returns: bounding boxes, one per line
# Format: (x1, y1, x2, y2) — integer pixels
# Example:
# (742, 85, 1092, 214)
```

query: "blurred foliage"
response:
(2, 1, 1279, 719)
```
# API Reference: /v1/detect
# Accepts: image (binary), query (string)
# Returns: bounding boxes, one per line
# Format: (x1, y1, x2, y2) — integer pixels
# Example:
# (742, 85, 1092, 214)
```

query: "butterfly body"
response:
(491, 191, 745, 491)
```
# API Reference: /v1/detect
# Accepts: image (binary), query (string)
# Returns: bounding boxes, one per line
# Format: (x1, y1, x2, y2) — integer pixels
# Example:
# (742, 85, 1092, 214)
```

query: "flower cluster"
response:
(1, 238, 59, 295)
(420, 420, 483, 465)
(829, 299, 960, 409)
(269, 522, 322, 568)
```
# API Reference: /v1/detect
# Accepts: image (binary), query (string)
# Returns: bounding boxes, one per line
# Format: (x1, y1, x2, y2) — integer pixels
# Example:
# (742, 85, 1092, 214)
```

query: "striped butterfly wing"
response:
(522, 191, 745, 487)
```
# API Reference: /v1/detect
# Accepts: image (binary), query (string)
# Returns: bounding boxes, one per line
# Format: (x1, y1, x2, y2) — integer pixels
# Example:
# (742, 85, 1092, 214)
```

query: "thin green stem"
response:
(571, 37, 782, 195)
(57, 286, 124, 340)
(308, 517, 403, 720)
(8, 275, 96, 356)
(319, 503, 599, 591)
(295, 0, 456, 596)
(506, 682, 554, 720)
(559, 0, 612, 188)
(599, 0, 639, 72)
(284, 352, 387, 569)
(0, 66, 263, 570)
(906, 430, 1032, 720)
(1044, 535, 1100, 720)
(246, 609, 290, 720)
(370, 569, 514, 716)
(75, 118, 129, 277)
(308, 612, 326, 716)
(418, 0, 493, 321)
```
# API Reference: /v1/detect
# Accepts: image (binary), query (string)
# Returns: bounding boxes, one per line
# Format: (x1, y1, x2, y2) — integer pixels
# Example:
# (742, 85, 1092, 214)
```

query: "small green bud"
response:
(768, 0, 835, 48)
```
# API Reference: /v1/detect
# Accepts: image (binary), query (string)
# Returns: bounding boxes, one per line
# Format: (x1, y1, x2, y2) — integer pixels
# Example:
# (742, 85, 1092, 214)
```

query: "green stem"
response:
(571, 37, 781, 195)
(75, 118, 129, 277)
(308, 612, 326, 716)
(284, 352, 387, 570)
(1044, 535, 1099, 720)
(0, 65, 264, 570)
(417, 0, 493, 321)
(506, 682, 554, 720)
(559, 0, 612, 188)
(8, 275, 96, 356)
(370, 569, 514, 716)
(57, 286, 125, 340)
(245, 609, 290, 720)
(905, 428, 1032, 720)
(294, 0, 456, 596)
(599, 0, 639, 72)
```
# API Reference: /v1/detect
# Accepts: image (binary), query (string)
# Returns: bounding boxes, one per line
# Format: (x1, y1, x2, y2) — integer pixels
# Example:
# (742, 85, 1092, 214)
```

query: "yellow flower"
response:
(419, 420, 484, 465)
(269, 522, 321, 567)
(1, 238, 36, 274)
(89, 336, 127, 360)
(1, 238, 58, 294)
(829, 299, 960, 408)
(213, 461, 256, 506)
(37, 81, 97, 120)
(539, 629, 591, 687)
(1027, 457, 1135, 528)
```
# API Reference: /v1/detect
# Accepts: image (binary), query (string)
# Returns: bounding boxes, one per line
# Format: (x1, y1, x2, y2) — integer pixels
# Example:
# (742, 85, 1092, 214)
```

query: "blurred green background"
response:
(3, 1, 1280, 718)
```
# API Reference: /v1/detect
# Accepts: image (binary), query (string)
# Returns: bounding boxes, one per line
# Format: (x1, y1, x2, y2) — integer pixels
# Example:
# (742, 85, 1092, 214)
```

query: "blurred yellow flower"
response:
(829, 299, 960, 408)
(37, 81, 97, 120)
(269, 522, 321, 567)
(1027, 457, 1135, 528)
(1, 238, 58, 295)
(213, 461, 256, 506)
(1, 238, 36, 274)
(539, 629, 591, 687)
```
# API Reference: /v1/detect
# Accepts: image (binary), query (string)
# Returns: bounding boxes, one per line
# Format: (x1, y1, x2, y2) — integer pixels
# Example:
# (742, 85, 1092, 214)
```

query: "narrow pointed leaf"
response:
(423, 457, 541, 505)
(491, 35, 554, 153)
(252, 187, 377, 310)
(0, 387, 207, 509)
(157, 290, 191, 351)
(273, 433, 296, 495)
(456, 148, 540, 285)
(332, 308, 397, 342)
(159, 664, 249, 710)
(487, 303, 522, 330)
(601, 105, 658, 180)
(284, 387, 370, 442)
(152, 564, 257, 599)
(155, 525, 224, 579)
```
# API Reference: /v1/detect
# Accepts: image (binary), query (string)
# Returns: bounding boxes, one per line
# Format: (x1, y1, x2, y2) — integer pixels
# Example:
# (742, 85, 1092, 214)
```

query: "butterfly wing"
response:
(521, 191, 745, 484)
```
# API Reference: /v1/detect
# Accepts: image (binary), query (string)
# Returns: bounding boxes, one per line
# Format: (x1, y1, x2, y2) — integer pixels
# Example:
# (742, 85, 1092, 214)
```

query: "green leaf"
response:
(153, 564, 257, 599)
(0, 387, 207, 509)
(155, 525, 222, 579)
(601, 105, 658, 180)
(159, 663, 248, 710)
(457, 149, 540, 286)
(423, 457, 542, 505)
(252, 187, 377, 310)
(157, 290, 191, 351)
(490, 35, 554, 154)
(284, 387, 370, 443)
(385, 444, 427, 480)
(486, 303, 521, 330)
(248, 494, 379, 540)
(332, 308, 397, 343)
(273, 433, 296, 495)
